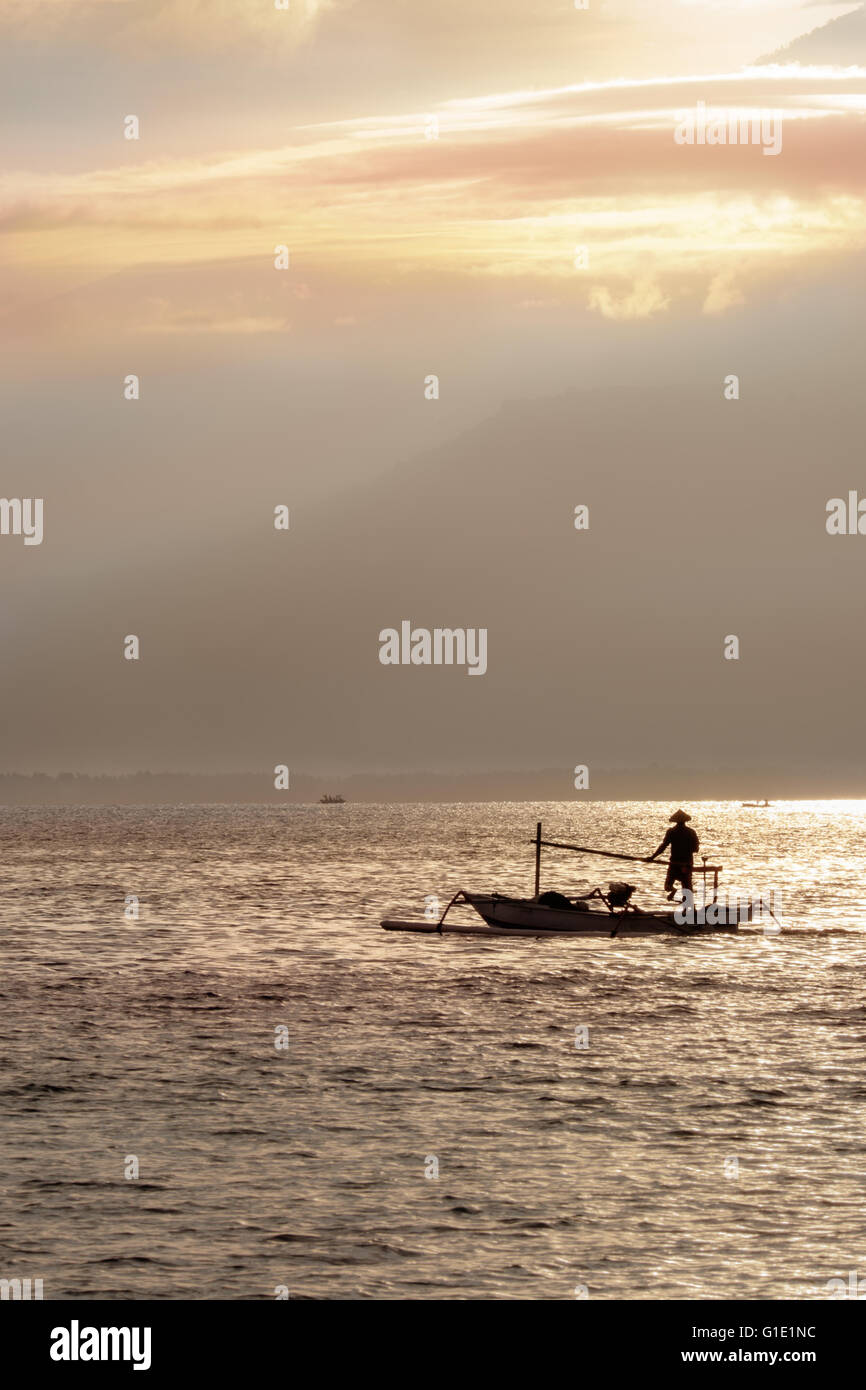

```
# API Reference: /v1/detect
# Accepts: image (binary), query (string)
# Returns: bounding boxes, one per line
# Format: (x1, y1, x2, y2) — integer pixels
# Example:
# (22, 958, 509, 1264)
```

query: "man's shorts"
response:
(665, 861, 693, 892)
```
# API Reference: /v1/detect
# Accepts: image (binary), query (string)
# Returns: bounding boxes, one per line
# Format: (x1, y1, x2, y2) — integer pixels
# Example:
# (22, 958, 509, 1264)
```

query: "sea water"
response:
(2, 800, 865, 1300)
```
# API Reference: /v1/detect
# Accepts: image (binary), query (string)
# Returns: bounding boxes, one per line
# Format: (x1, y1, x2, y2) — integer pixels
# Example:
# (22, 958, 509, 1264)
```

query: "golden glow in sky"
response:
(2, 1, 866, 353)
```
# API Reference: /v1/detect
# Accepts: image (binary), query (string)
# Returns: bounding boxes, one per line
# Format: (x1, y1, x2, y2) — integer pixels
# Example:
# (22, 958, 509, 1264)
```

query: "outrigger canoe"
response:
(382, 889, 743, 938)
(382, 821, 761, 939)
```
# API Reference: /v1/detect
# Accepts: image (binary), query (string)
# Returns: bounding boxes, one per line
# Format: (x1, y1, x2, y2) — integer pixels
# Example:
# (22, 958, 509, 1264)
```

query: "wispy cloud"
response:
(4, 61, 865, 340)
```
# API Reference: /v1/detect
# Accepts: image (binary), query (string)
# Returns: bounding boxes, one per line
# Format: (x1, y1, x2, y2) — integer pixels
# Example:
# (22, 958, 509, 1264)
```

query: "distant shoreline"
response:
(0, 771, 863, 806)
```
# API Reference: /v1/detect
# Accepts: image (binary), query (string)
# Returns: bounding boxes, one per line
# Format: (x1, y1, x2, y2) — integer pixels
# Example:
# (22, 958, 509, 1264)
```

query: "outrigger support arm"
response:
(435, 889, 468, 933)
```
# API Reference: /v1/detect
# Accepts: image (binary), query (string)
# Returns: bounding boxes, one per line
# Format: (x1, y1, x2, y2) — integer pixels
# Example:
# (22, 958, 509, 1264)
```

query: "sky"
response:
(3, 0, 866, 789)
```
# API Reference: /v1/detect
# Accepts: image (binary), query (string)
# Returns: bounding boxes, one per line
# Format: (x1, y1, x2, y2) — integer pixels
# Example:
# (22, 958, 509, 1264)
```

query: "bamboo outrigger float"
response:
(382, 821, 764, 939)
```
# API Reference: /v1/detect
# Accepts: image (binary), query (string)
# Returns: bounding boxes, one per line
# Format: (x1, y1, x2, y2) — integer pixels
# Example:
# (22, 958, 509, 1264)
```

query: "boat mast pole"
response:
(534, 821, 542, 897)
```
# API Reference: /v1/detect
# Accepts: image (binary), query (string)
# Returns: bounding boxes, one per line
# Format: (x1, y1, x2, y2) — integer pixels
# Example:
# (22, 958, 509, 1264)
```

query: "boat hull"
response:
(464, 893, 739, 935)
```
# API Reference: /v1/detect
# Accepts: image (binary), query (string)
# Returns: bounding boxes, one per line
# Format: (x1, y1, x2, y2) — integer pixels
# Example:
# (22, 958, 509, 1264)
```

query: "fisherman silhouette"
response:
(647, 809, 699, 901)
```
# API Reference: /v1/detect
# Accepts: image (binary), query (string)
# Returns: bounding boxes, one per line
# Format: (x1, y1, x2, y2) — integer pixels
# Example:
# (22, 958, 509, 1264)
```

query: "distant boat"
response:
(319, 794, 345, 804)
(741, 799, 772, 807)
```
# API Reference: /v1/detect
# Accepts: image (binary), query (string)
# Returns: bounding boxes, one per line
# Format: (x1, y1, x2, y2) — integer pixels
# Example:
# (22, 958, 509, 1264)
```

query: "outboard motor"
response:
(607, 881, 636, 908)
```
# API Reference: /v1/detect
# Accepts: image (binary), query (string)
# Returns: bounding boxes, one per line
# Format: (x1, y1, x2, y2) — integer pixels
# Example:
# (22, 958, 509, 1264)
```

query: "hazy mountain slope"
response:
(760, 3, 866, 63)
(2, 360, 865, 782)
